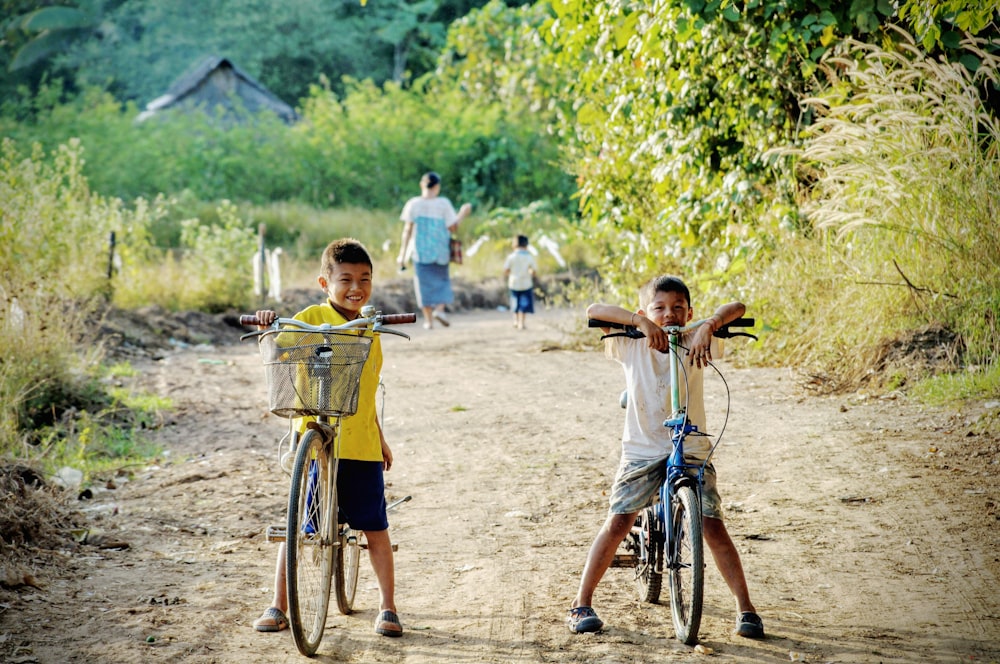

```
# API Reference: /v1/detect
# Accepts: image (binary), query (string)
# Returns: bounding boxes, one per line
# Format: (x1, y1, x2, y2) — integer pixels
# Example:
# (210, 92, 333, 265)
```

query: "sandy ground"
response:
(2, 306, 999, 664)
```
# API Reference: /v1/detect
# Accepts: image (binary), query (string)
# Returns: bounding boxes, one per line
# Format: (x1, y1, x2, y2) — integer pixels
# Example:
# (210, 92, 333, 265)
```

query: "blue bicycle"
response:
(591, 316, 756, 644)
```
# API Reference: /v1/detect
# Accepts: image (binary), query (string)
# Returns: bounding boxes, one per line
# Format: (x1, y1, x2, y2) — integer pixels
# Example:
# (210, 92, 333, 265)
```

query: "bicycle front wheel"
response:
(334, 525, 362, 613)
(668, 484, 704, 645)
(286, 429, 337, 656)
(632, 507, 662, 603)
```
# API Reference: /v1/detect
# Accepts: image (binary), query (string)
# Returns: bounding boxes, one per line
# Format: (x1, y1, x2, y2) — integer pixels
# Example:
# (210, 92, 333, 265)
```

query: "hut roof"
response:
(137, 56, 298, 124)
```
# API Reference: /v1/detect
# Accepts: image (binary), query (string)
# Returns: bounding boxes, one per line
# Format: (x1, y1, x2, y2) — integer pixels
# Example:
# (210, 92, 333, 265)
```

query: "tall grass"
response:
(0, 139, 171, 472)
(749, 30, 1000, 393)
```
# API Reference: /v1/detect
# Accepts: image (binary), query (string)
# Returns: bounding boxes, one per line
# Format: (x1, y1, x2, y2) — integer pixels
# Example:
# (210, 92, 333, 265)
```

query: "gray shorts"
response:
(608, 457, 723, 519)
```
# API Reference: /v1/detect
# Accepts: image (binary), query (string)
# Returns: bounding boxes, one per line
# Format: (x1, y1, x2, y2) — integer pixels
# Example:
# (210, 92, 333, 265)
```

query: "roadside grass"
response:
(910, 364, 1000, 405)
(746, 31, 1000, 397)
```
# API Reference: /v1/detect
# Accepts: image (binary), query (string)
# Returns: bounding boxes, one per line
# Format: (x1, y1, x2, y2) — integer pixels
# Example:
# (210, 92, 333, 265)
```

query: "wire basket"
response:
(257, 328, 373, 418)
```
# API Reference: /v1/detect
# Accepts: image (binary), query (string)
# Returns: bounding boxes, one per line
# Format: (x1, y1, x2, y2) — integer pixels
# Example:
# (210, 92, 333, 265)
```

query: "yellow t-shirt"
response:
(293, 302, 383, 462)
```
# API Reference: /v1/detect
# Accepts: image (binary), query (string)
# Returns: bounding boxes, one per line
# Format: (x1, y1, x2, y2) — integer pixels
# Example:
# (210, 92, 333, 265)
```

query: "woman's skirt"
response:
(413, 262, 454, 308)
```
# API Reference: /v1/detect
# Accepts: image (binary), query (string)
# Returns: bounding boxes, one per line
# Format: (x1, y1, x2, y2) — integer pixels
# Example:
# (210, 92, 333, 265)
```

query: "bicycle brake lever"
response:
(713, 330, 758, 341)
(600, 326, 645, 341)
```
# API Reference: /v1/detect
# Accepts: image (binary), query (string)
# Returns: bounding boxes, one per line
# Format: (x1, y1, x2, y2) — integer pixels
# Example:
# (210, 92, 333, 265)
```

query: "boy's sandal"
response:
(735, 611, 765, 639)
(567, 606, 604, 634)
(252, 607, 289, 632)
(374, 609, 403, 637)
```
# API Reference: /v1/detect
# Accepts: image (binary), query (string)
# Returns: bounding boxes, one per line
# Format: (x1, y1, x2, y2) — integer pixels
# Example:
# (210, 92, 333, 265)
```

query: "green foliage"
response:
(911, 364, 1000, 404)
(544, 0, 998, 299)
(7, 0, 108, 71)
(897, 0, 999, 52)
(3, 0, 483, 109)
(176, 201, 258, 313)
(743, 32, 1000, 388)
(437, 0, 569, 118)
(544, 0, 862, 300)
(0, 138, 169, 468)
(0, 75, 574, 213)
(23, 383, 167, 480)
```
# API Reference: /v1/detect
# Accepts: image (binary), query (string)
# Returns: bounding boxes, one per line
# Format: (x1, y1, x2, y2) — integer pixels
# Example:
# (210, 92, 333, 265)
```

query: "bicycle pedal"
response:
(265, 525, 286, 543)
(358, 543, 399, 552)
(611, 553, 637, 568)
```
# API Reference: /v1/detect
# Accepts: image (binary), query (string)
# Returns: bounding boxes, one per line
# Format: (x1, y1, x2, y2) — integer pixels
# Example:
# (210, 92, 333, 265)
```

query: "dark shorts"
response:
(509, 288, 534, 314)
(336, 459, 389, 531)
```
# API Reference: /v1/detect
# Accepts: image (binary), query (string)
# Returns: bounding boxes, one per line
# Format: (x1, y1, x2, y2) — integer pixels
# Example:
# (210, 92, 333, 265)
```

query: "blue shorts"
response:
(608, 457, 723, 520)
(336, 459, 389, 531)
(509, 288, 534, 314)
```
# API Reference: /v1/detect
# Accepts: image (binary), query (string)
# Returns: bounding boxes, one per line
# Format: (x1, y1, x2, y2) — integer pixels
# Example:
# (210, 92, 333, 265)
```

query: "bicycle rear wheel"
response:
(334, 526, 362, 614)
(631, 507, 662, 603)
(668, 484, 704, 645)
(286, 429, 337, 656)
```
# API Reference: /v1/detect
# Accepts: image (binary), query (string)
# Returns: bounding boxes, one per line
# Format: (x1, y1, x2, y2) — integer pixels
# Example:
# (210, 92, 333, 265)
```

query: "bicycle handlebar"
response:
(588, 317, 757, 340)
(239, 311, 417, 341)
(239, 313, 417, 327)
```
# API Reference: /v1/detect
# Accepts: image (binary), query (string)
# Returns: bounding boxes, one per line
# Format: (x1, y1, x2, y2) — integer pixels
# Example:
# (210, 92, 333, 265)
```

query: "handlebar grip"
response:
(588, 319, 625, 329)
(382, 313, 417, 325)
(240, 315, 261, 326)
(726, 317, 755, 328)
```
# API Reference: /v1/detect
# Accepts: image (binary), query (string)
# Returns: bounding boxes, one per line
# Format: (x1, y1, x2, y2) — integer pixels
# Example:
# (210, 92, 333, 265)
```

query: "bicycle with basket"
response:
(590, 315, 757, 645)
(240, 305, 415, 656)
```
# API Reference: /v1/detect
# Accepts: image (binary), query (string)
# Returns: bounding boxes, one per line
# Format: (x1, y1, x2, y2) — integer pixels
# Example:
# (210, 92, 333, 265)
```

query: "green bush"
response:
(0, 78, 576, 214)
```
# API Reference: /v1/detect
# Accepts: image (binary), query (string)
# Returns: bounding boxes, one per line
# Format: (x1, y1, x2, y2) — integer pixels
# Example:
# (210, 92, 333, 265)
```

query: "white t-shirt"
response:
(503, 249, 537, 291)
(605, 331, 721, 463)
(400, 196, 458, 265)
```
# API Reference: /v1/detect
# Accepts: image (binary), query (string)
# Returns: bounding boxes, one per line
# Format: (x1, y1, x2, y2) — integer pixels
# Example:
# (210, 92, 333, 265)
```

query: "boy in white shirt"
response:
(567, 275, 764, 640)
(502, 234, 538, 330)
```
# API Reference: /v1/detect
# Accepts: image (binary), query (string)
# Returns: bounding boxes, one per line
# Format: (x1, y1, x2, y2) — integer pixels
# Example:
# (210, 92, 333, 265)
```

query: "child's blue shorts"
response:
(337, 459, 389, 531)
(509, 288, 534, 314)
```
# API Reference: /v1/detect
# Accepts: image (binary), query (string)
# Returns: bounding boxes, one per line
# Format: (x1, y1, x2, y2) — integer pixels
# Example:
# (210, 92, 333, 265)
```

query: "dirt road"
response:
(3, 308, 999, 663)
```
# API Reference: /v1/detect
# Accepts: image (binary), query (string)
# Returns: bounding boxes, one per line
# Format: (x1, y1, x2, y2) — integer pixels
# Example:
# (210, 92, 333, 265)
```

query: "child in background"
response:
(503, 234, 538, 330)
(251, 238, 404, 638)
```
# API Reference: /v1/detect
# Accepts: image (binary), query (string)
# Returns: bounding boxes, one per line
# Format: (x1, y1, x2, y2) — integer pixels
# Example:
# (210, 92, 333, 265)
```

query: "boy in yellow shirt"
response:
(252, 238, 403, 637)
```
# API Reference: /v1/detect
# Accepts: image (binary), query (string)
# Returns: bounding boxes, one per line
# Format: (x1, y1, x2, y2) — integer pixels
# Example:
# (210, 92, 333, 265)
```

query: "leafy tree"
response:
(2, 0, 518, 110)
(7, 0, 112, 71)
(437, 0, 566, 116)
(897, 0, 999, 51)
(544, 0, 998, 297)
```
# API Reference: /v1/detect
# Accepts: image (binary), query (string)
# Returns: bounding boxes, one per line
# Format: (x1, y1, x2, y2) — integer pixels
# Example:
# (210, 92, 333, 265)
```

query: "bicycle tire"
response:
(668, 484, 704, 645)
(632, 507, 663, 603)
(334, 526, 362, 614)
(286, 429, 337, 656)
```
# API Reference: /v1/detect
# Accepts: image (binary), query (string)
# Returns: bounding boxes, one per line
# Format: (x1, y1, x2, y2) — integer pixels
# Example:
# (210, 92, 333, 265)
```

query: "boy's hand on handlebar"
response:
(635, 315, 669, 351)
(689, 321, 714, 368)
(255, 310, 277, 329)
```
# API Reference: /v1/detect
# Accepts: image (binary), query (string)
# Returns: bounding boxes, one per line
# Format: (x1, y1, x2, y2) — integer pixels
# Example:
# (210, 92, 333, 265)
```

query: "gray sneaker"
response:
(567, 606, 604, 634)
(735, 611, 765, 638)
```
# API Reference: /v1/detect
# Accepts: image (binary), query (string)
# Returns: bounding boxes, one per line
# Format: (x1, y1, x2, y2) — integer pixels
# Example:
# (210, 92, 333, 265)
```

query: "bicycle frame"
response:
(658, 321, 713, 573)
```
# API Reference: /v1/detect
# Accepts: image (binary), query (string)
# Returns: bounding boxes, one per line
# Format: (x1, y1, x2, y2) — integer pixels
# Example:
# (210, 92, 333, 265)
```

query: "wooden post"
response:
(105, 230, 116, 301)
(257, 223, 267, 306)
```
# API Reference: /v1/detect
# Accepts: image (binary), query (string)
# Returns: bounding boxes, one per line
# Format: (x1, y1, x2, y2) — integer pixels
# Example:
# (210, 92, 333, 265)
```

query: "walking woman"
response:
(396, 172, 472, 329)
